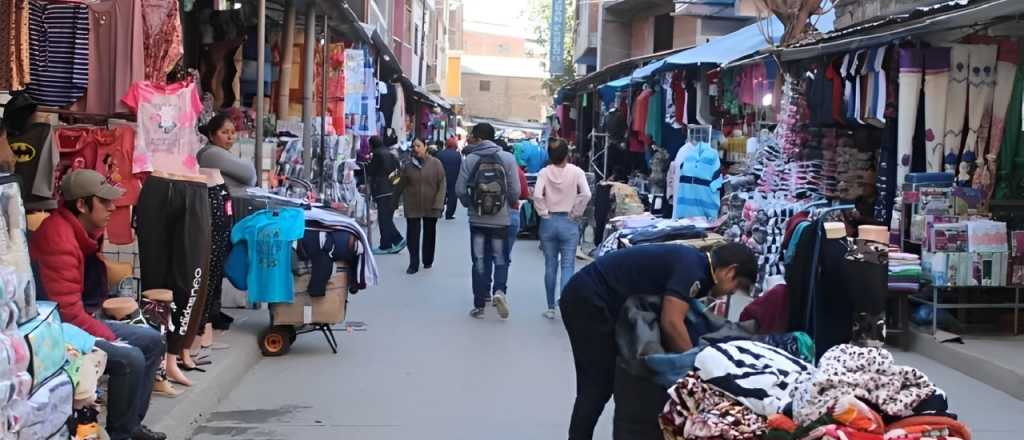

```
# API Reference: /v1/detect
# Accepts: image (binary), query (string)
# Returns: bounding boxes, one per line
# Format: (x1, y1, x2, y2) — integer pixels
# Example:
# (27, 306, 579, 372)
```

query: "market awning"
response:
(400, 77, 452, 112)
(629, 8, 835, 79)
(778, 0, 1024, 61)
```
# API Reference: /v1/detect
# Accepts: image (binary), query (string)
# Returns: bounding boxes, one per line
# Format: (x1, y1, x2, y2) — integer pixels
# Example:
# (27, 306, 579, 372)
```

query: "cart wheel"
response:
(258, 326, 293, 356)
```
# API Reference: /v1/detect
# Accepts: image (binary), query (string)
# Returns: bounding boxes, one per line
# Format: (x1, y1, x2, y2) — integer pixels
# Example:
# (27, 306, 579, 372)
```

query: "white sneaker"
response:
(543, 309, 557, 320)
(493, 292, 510, 320)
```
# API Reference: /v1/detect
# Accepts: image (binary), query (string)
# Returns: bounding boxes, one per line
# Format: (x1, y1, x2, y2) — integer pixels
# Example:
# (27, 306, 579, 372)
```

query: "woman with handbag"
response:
(395, 138, 446, 274)
(367, 135, 406, 254)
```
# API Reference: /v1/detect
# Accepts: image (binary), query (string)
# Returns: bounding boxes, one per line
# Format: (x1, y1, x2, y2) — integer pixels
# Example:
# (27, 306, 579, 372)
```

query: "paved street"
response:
(189, 215, 1024, 440)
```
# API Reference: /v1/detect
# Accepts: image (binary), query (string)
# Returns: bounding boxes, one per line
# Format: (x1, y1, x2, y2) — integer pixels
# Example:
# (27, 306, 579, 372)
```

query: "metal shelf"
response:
(909, 286, 1022, 335)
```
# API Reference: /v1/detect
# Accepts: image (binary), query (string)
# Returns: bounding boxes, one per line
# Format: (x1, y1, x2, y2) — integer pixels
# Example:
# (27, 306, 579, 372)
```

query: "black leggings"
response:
(135, 176, 212, 355)
(202, 184, 231, 332)
(406, 217, 438, 268)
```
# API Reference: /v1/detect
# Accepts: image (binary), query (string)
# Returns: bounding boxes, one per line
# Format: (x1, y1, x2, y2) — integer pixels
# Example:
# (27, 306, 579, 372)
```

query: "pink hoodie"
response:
(533, 163, 592, 218)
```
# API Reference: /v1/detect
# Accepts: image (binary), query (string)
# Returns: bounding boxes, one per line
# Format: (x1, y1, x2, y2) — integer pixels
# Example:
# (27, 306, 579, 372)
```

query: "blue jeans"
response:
(485, 210, 520, 275)
(95, 321, 165, 440)
(471, 225, 509, 308)
(540, 214, 580, 309)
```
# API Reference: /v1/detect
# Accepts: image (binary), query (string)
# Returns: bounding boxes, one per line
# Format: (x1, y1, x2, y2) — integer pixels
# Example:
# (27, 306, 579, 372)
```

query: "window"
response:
(479, 80, 491, 92)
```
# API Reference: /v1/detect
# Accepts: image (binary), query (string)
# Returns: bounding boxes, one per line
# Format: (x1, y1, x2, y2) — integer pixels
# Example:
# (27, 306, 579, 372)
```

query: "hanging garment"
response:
(122, 80, 202, 175)
(896, 49, 923, 187)
(0, 0, 30, 91)
(994, 44, 1024, 200)
(672, 142, 721, 220)
(827, 57, 846, 125)
(87, 0, 146, 114)
(201, 184, 230, 330)
(141, 0, 183, 82)
(974, 40, 1015, 198)
(230, 208, 306, 303)
(976, 40, 1019, 198)
(791, 344, 937, 425)
(9, 123, 57, 211)
(942, 44, 970, 173)
(695, 80, 714, 126)
(646, 84, 664, 147)
(631, 88, 654, 144)
(862, 46, 887, 128)
(25, 0, 89, 107)
(961, 44, 997, 183)
(922, 47, 950, 173)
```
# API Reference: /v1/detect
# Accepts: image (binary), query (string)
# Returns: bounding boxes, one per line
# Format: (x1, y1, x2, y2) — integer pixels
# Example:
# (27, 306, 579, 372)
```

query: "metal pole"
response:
(254, 0, 266, 186)
(277, 0, 297, 118)
(301, 5, 316, 177)
(320, 15, 328, 196)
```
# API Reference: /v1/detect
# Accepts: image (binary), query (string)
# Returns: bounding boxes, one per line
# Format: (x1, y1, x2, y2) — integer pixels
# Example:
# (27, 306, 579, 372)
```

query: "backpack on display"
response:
(468, 153, 507, 216)
(18, 301, 67, 391)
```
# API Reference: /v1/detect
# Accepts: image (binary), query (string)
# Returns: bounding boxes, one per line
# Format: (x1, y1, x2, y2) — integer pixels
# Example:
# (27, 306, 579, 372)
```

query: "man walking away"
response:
(367, 135, 405, 254)
(456, 124, 521, 320)
(559, 242, 757, 440)
(485, 139, 530, 303)
(437, 136, 462, 220)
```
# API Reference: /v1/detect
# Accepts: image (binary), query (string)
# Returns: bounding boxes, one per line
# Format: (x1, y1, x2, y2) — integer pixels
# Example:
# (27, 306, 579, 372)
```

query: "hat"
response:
(61, 169, 124, 201)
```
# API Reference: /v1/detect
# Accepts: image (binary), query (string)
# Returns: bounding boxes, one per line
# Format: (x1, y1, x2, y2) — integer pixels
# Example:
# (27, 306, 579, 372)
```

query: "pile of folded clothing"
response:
(660, 340, 814, 439)
(889, 250, 923, 293)
(661, 343, 972, 440)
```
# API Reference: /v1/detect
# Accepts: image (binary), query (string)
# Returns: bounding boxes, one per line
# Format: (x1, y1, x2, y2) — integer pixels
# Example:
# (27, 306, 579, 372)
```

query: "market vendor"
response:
(559, 242, 756, 440)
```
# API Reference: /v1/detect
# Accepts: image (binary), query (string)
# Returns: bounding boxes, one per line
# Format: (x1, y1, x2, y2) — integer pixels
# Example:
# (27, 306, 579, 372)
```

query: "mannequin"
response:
(139, 169, 212, 388)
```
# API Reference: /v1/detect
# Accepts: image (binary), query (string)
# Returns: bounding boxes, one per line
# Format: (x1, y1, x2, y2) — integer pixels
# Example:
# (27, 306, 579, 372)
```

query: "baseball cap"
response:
(61, 169, 125, 201)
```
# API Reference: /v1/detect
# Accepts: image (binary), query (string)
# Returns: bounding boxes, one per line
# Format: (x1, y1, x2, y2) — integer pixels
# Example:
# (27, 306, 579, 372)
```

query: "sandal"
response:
(176, 362, 206, 373)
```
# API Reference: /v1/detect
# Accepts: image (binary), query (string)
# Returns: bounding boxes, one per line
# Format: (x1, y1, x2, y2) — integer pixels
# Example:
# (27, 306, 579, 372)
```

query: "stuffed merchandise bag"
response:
(10, 370, 73, 439)
(18, 301, 67, 391)
(0, 176, 38, 323)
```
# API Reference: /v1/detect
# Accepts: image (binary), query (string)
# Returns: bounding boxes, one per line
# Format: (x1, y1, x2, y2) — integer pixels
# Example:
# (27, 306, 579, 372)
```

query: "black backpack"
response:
(468, 152, 508, 216)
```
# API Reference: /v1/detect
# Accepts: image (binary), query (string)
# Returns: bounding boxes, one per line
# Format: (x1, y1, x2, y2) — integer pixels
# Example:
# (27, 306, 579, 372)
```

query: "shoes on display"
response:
(493, 292, 510, 320)
(406, 266, 419, 274)
(543, 309, 557, 320)
(470, 307, 486, 319)
(131, 425, 167, 440)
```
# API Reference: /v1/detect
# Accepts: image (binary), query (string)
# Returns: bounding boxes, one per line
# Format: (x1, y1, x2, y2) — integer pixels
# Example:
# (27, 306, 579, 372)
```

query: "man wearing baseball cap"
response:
(29, 170, 166, 440)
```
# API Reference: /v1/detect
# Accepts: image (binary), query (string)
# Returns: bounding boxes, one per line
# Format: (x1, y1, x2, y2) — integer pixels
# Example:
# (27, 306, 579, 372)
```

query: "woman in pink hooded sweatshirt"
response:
(533, 138, 592, 319)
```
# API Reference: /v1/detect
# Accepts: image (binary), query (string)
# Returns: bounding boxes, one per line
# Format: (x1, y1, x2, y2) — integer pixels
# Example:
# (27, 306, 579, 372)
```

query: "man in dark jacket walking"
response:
(366, 136, 405, 254)
(437, 137, 462, 220)
(456, 124, 521, 320)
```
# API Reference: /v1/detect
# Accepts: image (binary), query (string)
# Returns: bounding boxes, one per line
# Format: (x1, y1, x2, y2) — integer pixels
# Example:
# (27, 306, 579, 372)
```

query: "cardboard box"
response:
(270, 272, 348, 326)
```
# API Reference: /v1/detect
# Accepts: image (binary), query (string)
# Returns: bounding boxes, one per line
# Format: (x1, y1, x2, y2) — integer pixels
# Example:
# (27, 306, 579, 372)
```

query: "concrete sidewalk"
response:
(145, 309, 265, 440)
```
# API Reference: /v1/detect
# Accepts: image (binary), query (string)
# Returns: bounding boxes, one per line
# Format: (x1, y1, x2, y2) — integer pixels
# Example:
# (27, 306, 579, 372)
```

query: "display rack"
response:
(908, 285, 1023, 335)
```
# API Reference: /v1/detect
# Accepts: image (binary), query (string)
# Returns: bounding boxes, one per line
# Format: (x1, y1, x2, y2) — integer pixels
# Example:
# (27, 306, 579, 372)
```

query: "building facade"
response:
(573, 0, 763, 72)
(458, 18, 549, 123)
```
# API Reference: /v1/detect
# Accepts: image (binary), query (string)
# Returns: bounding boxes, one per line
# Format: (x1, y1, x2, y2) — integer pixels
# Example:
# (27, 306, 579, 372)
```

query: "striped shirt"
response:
(26, 0, 89, 108)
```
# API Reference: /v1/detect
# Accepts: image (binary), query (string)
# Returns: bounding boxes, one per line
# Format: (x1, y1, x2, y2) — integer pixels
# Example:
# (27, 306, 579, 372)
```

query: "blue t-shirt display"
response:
(514, 141, 548, 173)
(230, 208, 306, 303)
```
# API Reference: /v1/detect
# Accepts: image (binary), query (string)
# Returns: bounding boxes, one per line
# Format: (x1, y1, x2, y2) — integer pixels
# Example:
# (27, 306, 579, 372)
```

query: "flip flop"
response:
(176, 362, 206, 373)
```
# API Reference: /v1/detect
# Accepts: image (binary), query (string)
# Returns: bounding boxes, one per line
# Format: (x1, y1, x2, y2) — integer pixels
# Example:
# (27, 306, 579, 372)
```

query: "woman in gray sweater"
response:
(197, 113, 257, 193)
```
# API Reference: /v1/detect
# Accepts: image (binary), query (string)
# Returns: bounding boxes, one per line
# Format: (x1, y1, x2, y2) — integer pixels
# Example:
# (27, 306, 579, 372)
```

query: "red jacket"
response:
(512, 166, 529, 209)
(29, 209, 116, 340)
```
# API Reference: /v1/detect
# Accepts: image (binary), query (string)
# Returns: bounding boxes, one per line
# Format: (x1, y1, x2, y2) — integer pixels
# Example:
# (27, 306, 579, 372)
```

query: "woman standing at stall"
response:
(533, 138, 591, 319)
(196, 113, 258, 193)
(396, 138, 447, 274)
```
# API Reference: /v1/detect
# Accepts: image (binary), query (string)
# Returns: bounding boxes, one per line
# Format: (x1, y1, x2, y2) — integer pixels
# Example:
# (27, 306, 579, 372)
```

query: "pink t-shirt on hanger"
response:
(121, 80, 203, 175)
